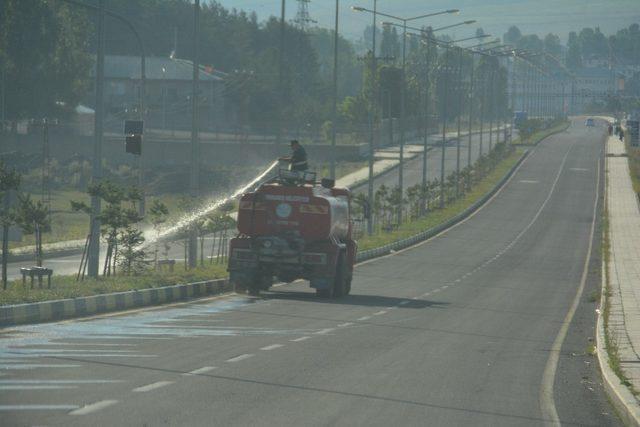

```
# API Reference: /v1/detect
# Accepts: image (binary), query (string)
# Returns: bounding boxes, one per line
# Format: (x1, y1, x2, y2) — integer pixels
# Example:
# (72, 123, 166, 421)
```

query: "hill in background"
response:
(216, 0, 640, 41)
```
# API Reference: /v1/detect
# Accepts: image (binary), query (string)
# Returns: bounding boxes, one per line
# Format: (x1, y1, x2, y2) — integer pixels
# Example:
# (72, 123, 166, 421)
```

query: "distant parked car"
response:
(585, 118, 595, 127)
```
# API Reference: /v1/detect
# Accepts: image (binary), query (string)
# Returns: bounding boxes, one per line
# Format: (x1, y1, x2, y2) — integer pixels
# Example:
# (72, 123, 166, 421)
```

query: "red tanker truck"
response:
(228, 169, 357, 297)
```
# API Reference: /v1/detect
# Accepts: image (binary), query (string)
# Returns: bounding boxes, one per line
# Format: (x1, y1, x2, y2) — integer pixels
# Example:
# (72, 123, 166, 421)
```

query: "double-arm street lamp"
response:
(378, 16, 473, 223)
(353, 6, 460, 226)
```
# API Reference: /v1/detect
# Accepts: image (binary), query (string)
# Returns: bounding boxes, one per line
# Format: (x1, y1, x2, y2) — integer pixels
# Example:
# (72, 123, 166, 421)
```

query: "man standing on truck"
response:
(279, 140, 308, 171)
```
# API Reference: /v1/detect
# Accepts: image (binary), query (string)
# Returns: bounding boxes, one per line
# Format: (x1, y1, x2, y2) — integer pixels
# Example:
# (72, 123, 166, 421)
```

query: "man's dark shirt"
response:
(291, 146, 308, 171)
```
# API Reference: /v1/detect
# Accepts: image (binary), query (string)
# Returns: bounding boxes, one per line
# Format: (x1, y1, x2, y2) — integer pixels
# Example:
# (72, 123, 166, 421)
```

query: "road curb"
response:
(0, 278, 231, 328)
(356, 148, 530, 263)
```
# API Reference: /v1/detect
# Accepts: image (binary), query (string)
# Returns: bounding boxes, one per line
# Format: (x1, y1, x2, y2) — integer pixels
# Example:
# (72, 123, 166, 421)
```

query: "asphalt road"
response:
(0, 119, 618, 426)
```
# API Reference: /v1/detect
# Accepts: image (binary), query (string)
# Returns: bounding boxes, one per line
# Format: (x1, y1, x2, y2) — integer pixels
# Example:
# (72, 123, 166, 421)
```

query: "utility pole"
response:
(420, 40, 430, 216)
(330, 0, 339, 179)
(188, 0, 200, 269)
(397, 20, 406, 225)
(367, 0, 377, 235)
(88, 0, 105, 278)
(440, 45, 449, 209)
(278, 0, 286, 145)
(455, 47, 463, 198)
(488, 63, 494, 152)
(467, 54, 475, 175)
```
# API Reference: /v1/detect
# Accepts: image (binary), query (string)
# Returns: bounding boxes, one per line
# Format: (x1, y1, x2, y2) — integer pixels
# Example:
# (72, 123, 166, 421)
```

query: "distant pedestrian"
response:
(608, 124, 613, 135)
(619, 129, 624, 142)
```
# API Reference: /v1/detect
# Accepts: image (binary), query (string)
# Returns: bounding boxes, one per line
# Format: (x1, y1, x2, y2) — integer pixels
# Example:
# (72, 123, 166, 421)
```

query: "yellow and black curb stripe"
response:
(0, 278, 231, 328)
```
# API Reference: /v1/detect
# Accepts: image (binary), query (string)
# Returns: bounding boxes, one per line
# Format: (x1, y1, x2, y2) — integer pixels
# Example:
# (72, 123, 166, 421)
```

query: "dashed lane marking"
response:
(357, 316, 371, 321)
(183, 367, 217, 376)
(0, 404, 79, 411)
(226, 354, 254, 363)
(260, 344, 284, 351)
(69, 400, 118, 415)
(0, 364, 81, 370)
(0, 380, 123, 384)
(372, 311, 387, 316)
(315, 328, 336, 335)
(337, 322, 354, 327)
(132, 381, 174, 392)
(290, 336, 311, 342)
(0, 385, 77, 390)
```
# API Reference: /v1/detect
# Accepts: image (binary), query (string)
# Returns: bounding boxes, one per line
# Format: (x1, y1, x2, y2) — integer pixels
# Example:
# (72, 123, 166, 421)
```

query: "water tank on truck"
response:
(228, 170, 357, 298)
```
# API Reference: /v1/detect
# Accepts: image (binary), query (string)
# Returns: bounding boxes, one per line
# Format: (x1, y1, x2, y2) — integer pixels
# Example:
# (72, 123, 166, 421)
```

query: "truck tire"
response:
(344, 274, 352, 296)
(233, 281, 247, 294)
(333, 252, 348, 298)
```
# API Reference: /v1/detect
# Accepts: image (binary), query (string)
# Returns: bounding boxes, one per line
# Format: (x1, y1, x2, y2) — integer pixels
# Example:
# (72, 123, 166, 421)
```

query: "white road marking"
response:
(569, 167, 588, 171)
(315, 328, 336, 335)
(69, 400, 118, 415)
(0, 380, 124, 384)
(356, 316, 371, 321)
(373, 311, 387, 316)
(518, 180, 539, 184)
(0, 364, 81, 370)
(0, 385, 77, 390)
(337, 322, 354, 327)
(442, 285, 449, 289)
(40, 343, 136, 347)
(226, 354, 254, 363)
(0, 404, 79, 411)
(260, 344, 284, 351)
(133, 381, 174, 392)
(183, 366, 217, 376)
(290, 336, 311, 342)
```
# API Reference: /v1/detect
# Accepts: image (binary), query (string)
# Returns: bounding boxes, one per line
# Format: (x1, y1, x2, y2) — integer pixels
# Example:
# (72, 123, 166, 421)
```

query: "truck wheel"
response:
(344, 274, 352, 296)
(247, 284, 260, 297)
(233, 281, 247, 294)
(316, 288, 332, 298)
(332, 252, 347, 298)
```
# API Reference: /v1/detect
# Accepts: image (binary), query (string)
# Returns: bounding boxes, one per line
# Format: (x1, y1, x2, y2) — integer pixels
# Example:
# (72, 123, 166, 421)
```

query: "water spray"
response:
(145, 160, 280, 246)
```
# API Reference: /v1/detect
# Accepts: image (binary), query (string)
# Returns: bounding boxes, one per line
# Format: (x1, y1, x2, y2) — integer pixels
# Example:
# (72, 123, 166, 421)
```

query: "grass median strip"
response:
(0, 263, 228, 306)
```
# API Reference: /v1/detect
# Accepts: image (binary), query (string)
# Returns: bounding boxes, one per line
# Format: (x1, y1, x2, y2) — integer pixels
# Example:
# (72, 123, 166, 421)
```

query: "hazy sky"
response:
(212, 0, 640, 42)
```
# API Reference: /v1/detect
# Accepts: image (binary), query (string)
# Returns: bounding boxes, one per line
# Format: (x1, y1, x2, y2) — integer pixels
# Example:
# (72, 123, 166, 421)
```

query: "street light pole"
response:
(467, 53, 474, 178)
(330, 0, 339, 179)
(488, 62, 494, 152)
(367, 0, 377, 235)
(88, 0, 105, 278)
(420, 38, 431, 216)
(398, 20, 406, 224)
(455, 47, 463, 198)
(188, 0, 200, 269)
(440, 44, 449, 209)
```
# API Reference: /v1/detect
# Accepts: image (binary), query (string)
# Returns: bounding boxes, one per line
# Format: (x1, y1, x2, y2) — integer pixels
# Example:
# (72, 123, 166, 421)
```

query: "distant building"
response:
(88, 55, 230, 132)
(572, 67, 617, 112)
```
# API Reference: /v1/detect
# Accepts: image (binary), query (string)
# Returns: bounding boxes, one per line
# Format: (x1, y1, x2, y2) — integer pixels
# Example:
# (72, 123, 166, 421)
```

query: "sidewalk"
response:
(603, 132, 640, 424)
(337, 126, 509, 189)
